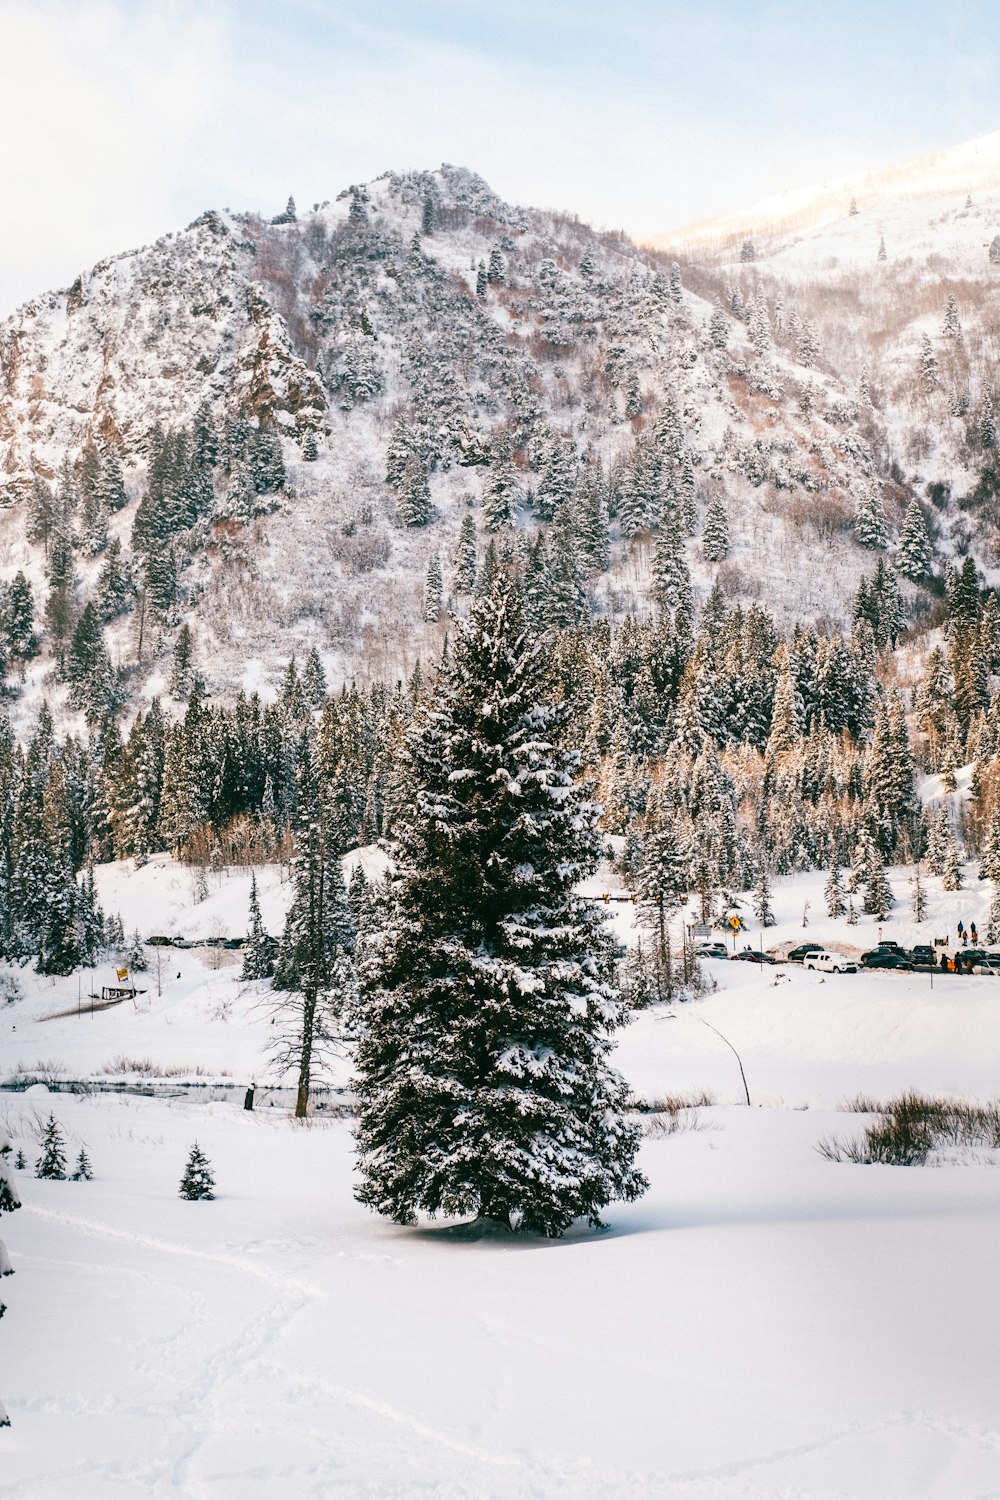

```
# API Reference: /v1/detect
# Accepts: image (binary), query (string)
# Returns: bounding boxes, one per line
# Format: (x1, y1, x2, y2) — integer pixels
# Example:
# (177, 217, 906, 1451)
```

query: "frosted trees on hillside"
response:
(351, 570, 646, 1236)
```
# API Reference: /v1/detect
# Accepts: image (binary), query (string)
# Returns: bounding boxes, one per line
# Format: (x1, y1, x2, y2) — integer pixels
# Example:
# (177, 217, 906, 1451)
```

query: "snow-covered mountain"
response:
(0, 148, 996, 718)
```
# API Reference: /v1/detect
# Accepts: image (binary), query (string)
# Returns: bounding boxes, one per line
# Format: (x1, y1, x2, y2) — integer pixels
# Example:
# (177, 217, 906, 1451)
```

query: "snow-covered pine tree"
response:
(179, 1144, 215, 1200)
(987, 884, 1000, 944)
(71, 1149, 93, 1181)
(708, 300, 728, 349)
(863, 850, 893, 919)
(877, 236, 887, 262)
(241, 872, 273, 980)
(424, 556, 443, 623)
(701, 494, 729, 561)
(846, 894, 859, 925)
(398, 453, 431, 527)
(942, 837, 963, 891)
(824, 861, 846, 918)
(35, 1115, 67, 1180)
(943, 293, 962, 339)
(919, 334, 938, 394)
(753, 862, 775, 927)
(898, 500, 932, 580)
(854, 482, 888, 550)
(981, 390, 996, 450)
(910, 863, 927, 923)
(351, 569, 646, 1235)
(453, 514, 477, 594)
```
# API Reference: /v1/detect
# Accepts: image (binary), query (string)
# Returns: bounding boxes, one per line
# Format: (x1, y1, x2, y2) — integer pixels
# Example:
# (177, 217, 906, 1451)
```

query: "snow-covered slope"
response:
(650, 128, 1000, 255)
(0, 158, 977, 721)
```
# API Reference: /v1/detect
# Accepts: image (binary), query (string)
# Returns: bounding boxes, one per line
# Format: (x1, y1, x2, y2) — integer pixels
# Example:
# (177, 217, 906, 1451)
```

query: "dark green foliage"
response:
(179, 1143, 215, 1200)
(352, 570, 646, 1236)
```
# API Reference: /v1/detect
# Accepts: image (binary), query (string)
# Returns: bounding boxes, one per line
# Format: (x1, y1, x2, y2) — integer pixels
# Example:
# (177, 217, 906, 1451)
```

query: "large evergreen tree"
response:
(351, 571, 646, 1235)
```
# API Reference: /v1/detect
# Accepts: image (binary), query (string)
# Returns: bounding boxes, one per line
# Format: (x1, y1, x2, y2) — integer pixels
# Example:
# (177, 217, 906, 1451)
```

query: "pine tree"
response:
(453, 514, 477, 594)
(4, 571, 36, 661)
(241, 872, 273, 980)
(919, 334, 938, 394)
(987, 884, 1000, 943)
(708, 300, 729, 349)
(636, 794, 689, 1002)
(910, 863, 927, 922)
(71, 1149, 93, 1181)
(898, 500, 932, 580)
(943, 293, 962, 338)
(272, 743, 355, 1116)
(351, 570, 646, 1235)
(863, 851, 893, 919)
(179, 1144, 215, 1200)
(824, 861, 846, 918)
(981, 390, 996, 450)
(169, 624, 196, 700)
(846, 894, 859, 925)
(877, 236, 887, 262)
(487, 245, 506, 285)
(35, 1115, 67, 1180)
(398, 453, 431, 527)
(424, 556, 443, 623)
(854, 482, 888, 549)
(942, 838, 963, 891)
(702, 494, 729, 561)
(753, 863, 775, 927)
(475, 261, 488, 297)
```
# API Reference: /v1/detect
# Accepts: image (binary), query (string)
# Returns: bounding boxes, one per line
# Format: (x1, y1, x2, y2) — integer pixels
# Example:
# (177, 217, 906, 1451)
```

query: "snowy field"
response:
(2, 855, 1000, 1498)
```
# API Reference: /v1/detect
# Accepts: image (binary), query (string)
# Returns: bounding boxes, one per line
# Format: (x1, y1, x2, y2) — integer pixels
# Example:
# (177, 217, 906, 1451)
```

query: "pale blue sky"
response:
(1, 0, 998, 313)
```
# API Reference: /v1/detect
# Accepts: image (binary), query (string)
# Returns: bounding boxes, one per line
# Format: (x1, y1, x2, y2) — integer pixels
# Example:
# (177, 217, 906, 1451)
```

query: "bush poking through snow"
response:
(179, 1143, 215, 1200)
(818, 1093, 1000, 1165)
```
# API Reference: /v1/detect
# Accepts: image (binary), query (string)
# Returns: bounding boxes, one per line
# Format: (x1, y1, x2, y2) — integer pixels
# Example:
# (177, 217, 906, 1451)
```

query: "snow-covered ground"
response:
(3, 853, 1000, 1497)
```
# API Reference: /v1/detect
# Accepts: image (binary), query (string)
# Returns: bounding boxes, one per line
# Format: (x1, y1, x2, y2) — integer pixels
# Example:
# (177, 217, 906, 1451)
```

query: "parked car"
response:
(876, 940, 905, 952)
(909, 944, 936, 966)
(860, 950, 914, 971)
(733, 949, 776, 965)
(972, 957, 1000, 975)
(803, 950, 858, 974)
(786, 944, 824, 963)
(695, 943, 728, 960)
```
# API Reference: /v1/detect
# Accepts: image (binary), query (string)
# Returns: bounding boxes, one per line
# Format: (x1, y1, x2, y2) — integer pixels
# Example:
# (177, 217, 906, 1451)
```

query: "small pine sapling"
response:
(14, 1152, 26, 1172)
(179, 1144, 215, 1201)
(71, 1149, 93, 1182)
(35, 1114, 67, 1180)
(846, 895, 859, 926)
